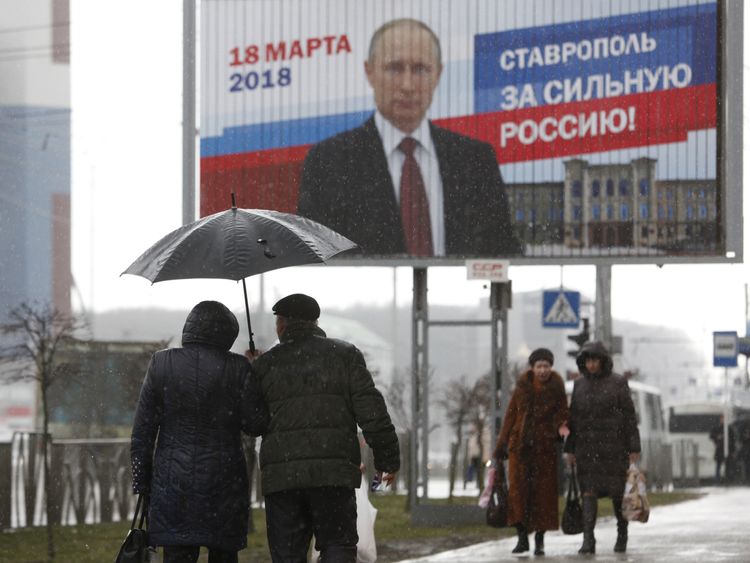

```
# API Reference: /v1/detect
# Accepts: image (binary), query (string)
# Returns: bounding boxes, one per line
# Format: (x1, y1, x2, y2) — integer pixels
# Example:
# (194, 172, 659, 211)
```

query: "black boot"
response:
(512, 524, 529, 554)
(578, 495, 597, 554)
(612, 496, 628, 553)
(534, 531, 545, 555)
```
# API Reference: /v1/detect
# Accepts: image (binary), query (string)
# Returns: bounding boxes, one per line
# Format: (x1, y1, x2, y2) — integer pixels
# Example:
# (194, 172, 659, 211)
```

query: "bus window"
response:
(668, 409, 721, 433)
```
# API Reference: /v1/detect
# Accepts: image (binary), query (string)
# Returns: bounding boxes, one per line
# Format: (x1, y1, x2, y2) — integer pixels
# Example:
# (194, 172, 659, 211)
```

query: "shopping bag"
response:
(477, 466, 496, 509)
(561, 467, 583, 535)
(354, 479, 378, 563)
(485, 462, 508, 528)
(309, 476, 378, 563)
(622, 463, 650, 523)
(114, 494, 151, 563)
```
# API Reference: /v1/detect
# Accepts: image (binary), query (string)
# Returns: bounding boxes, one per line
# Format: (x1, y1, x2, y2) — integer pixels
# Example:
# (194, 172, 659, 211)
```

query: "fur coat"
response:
(495, 369, 568, 530)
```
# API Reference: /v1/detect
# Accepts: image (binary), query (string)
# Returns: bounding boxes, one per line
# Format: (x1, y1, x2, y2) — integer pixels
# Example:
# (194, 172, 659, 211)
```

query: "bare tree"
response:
(382, 370, 411, 505)
(0, 301, 86, 562)
(438, 375, 474, 501)
(467, 374, 491, 491)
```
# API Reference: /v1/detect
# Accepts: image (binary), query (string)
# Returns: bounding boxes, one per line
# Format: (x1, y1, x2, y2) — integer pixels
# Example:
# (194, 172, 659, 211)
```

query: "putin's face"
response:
(365, 24, 442, 134)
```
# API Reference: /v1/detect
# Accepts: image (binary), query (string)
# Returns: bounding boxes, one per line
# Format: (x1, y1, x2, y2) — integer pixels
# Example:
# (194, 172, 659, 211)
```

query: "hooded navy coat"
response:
(130, 301, 268, 551)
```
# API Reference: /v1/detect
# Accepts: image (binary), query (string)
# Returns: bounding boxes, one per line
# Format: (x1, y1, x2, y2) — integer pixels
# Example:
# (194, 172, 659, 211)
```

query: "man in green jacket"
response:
(253, 293, 400, 563)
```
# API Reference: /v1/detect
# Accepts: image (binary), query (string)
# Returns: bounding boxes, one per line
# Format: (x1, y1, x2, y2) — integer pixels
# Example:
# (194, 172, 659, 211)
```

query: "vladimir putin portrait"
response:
(297, 18, 521, 257)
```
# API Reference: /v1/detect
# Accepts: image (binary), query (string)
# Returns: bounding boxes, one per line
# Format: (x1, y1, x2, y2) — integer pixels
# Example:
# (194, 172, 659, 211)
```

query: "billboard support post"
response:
(491, 282, 512, 450)
(182, 0, 196, 226)
(410, 268, 429, 505)
(407, 274, 512, 513)
(490, 288, 499, 452)
(595, 264, 613, 350)
(490, 281, 513, 454)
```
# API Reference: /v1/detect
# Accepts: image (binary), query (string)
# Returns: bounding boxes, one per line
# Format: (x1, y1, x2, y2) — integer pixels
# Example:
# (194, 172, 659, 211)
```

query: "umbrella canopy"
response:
(122, 207, 357, 282)
(122, 207, 357, 352)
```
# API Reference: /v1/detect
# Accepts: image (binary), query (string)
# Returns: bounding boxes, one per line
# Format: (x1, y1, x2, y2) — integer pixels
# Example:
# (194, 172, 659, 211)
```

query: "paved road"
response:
(396, 487, 750, 562)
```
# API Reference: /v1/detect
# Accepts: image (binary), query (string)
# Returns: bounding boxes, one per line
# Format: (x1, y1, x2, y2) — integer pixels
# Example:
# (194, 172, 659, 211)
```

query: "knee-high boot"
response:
(512, 523, 530, 554)
(578, 495, 597, 554)
(612, 496, 628, 553)
(534, 531, 545, 556)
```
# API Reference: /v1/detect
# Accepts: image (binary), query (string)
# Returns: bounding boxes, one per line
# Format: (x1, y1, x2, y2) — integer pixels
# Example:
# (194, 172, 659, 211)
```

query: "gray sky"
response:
(70, 1, 750, 374)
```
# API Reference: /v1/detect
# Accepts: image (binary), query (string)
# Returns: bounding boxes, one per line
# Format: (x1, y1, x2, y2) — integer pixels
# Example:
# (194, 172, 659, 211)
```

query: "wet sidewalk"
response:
(396, 487, 750, 562)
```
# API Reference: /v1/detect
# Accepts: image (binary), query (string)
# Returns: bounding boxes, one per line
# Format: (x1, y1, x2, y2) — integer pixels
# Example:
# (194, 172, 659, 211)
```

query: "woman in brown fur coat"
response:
(492, 348, 569, 556)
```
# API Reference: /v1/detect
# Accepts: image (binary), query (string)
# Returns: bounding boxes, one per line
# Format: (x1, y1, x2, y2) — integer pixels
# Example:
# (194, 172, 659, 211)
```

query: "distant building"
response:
(0, 1, 71, 322)
(509, 181, 564, 246)
(507, 158, 718, 254)
(49, 339, 164, 438)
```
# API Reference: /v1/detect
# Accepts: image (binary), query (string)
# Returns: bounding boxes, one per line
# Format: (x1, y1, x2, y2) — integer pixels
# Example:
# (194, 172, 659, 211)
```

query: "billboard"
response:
(200, 0, 742, 264)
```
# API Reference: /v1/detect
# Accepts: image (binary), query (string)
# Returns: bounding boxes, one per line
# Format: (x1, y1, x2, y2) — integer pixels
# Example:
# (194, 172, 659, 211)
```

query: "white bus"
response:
(565, 379, 672, 488)
(667, 402, 727, 483)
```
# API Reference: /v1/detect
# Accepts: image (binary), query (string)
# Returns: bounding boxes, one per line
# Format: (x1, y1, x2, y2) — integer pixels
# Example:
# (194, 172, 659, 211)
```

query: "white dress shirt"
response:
(373, 112, 446, 256)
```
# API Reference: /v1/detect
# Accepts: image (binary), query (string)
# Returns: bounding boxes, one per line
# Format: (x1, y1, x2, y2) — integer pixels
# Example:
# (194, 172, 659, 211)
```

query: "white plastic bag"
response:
(354, 479, 378, 563)
(309, 476, 378, 563)
(622, 463, 650, 523)
(477, 466, 496, 509)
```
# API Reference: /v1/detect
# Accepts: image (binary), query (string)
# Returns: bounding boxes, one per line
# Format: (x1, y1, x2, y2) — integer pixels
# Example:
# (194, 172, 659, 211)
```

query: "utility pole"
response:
(594, 264, 612, 349)
(182, 0, 197, 225)
(746, 283, 749, 388)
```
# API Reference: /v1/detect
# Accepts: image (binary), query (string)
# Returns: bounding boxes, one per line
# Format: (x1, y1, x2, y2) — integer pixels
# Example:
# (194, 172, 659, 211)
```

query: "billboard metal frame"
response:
(191, 0, 743, 267)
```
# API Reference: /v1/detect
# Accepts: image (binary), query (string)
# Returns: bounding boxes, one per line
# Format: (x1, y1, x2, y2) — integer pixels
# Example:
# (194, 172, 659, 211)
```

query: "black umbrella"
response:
(122, 198, 357, 352)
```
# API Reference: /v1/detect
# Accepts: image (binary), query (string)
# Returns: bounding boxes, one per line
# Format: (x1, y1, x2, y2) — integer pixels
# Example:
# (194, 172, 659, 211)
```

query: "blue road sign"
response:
(542, 290, 580, 328)
(713, 331, 738, 367)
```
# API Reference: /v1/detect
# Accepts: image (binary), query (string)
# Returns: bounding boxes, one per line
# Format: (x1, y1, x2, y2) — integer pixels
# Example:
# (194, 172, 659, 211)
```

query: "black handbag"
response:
(486, 461, 509, 528)
(115, 494, 151, 563)
(561, 467, 583, 535)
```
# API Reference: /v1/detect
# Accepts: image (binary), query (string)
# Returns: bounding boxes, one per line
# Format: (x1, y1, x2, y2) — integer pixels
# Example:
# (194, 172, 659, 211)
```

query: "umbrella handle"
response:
(242, 278, 256, 355)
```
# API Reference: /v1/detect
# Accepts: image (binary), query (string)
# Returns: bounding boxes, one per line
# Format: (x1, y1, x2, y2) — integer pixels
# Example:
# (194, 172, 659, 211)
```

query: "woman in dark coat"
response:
(564, 341, 641, 555)
(492, 348, 569, 556)
(131, 301, 268, 563)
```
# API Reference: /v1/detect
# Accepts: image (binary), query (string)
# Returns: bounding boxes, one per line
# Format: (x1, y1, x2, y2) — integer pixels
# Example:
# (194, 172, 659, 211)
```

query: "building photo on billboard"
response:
(199, 0, 740, 264)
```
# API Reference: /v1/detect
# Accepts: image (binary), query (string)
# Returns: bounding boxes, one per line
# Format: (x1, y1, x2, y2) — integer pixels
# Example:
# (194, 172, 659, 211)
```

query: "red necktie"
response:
(398, 137, 433, 256)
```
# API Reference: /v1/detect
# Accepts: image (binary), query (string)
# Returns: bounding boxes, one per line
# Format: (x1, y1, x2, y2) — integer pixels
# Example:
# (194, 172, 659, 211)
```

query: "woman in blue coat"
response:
(131, 301, 268, 563)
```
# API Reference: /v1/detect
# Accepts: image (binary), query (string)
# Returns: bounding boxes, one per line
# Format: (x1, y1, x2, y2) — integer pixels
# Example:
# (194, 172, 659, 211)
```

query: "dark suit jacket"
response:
(297, 116, 522, 257)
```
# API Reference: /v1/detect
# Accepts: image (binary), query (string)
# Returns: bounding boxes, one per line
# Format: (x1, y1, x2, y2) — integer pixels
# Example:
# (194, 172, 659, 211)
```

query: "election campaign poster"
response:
(200, 0, 740, 263)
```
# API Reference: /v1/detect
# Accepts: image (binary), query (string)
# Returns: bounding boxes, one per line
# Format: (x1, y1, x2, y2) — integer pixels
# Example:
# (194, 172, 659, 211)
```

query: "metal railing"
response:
(1, 431, 265, 531)
(0, 432, 134, 529)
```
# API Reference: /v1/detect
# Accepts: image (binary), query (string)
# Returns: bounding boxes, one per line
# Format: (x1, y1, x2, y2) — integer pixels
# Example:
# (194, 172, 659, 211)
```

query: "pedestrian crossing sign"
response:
(542, 290, 580, 328)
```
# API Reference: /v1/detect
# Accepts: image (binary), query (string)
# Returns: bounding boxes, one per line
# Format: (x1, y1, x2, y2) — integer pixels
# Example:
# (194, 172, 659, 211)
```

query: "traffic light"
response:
(567, 318, 590, 358)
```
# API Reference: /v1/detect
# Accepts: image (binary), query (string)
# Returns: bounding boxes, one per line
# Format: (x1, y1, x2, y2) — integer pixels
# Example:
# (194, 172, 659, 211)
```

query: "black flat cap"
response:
(273, 293, 320, 321)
